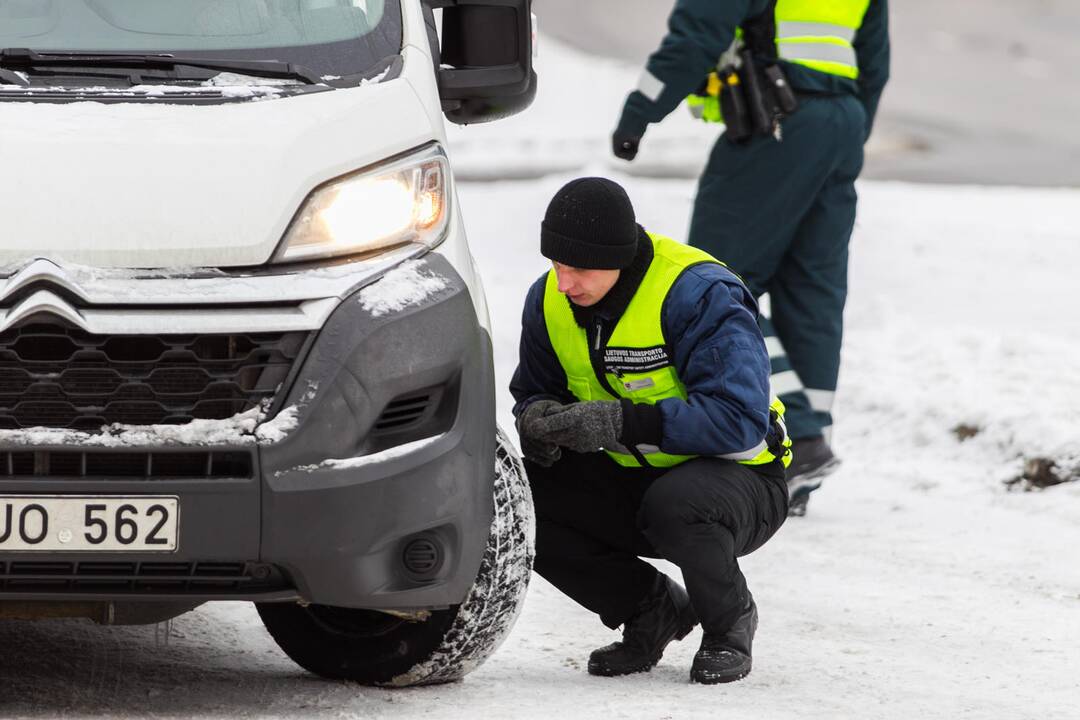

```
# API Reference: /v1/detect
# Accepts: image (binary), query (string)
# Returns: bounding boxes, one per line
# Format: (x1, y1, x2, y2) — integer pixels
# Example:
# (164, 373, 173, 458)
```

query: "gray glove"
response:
(530, 400, 623, 454)
(516, 399, 565, 467)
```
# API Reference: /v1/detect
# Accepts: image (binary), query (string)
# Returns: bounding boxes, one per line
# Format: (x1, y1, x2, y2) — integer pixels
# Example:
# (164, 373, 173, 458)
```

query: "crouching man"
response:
(511, 177, 791, 684)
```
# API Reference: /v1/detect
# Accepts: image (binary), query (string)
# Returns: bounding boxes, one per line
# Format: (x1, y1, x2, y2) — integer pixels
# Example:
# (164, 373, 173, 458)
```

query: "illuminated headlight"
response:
(274, 144, 450, 263)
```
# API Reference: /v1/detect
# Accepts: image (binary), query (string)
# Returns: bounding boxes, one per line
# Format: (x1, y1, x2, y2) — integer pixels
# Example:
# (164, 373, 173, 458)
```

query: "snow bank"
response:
(842, 182, 1080, 502)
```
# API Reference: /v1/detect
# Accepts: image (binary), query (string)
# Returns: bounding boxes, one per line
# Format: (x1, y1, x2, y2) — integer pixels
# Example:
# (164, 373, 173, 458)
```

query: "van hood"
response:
(0, 71, 437, 268)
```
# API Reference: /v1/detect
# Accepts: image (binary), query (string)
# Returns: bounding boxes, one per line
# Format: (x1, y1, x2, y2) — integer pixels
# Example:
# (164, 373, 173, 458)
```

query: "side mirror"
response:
(423, 0, 537, 125)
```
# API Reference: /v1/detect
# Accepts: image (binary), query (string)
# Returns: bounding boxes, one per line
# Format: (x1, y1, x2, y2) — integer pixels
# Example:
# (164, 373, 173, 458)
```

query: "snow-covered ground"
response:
(3, 34, 1079, 720)
(3, 177, 1077, 720)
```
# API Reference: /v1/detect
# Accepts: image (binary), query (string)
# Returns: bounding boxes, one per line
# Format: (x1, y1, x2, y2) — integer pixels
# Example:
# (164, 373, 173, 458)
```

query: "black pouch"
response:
(764, 62, 799, 115)
(732, 48, 799, 141)
(718, 66, 753, 143)
(727, 0, 800, 142)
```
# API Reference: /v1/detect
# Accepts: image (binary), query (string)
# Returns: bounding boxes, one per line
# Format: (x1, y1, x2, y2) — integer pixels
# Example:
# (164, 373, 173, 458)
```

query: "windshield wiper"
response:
(0, 48, 323, 85)
(0, 67, 29, 86)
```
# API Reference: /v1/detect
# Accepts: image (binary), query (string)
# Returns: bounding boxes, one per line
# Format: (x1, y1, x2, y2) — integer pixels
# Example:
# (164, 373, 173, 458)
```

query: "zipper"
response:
(589, 318, 619, 397)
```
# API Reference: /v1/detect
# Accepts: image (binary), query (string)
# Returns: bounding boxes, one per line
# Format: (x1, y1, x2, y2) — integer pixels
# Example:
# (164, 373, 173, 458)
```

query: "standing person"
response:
(511, 177, 791, 684)
(611, 0, 890, 516)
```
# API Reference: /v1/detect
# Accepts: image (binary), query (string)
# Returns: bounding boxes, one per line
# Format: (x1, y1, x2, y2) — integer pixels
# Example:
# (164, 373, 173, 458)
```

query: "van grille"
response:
(0, 560, 287, 594)
(373, 392, 435, 433)
(0, 324, 307, 431)
(0, 450, 253, 479)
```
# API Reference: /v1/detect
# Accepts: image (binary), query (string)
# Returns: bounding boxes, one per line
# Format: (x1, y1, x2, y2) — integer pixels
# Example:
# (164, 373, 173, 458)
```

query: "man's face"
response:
(553, 262, 620, 307)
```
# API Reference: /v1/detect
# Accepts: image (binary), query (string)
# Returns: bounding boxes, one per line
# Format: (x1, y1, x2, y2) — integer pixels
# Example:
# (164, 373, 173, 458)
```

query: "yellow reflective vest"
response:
(688, 0, 872, 123)
(775, 0, 872, 79)
(542, 233, 791, 469)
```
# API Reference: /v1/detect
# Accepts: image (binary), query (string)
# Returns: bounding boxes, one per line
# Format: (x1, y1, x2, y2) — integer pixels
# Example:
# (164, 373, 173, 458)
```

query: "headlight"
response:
(273, 144, 450, 263)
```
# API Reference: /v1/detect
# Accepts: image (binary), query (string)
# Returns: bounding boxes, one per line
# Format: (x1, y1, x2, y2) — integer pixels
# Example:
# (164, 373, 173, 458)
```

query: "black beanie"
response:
(540, 177, 638, 269)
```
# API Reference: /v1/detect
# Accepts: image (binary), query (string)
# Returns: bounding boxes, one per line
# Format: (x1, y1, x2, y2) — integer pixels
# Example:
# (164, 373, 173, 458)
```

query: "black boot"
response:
(786, 436, 840, 517)
(690, 598, 758, 684)
(587, 574, 698, 677)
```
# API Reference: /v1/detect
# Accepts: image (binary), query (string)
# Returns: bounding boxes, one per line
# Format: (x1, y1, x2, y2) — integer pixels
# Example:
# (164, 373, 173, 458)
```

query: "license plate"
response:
(0, 496, 179, 552)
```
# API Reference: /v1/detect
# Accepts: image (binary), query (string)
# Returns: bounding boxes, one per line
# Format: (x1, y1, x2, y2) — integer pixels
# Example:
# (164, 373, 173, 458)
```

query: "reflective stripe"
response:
(777, 40, 857, 67)
(777, 21, 856, 42)
(764, 336, 786, 359)
(804, 388, 835, 413)
(719, 439, 769, 461)
(688, 100, 704, 119)
(771, 369, 803, 396)
(774, 411, 789, 441)
(637, 69, 664, 103)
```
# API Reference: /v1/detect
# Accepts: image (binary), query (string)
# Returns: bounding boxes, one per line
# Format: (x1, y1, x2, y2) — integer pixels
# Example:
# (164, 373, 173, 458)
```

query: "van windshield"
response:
(0, 0, 401, 79)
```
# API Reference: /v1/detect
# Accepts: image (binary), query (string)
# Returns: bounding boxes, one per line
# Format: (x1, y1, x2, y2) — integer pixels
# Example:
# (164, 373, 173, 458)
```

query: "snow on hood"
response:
(0, 52, 435, 268)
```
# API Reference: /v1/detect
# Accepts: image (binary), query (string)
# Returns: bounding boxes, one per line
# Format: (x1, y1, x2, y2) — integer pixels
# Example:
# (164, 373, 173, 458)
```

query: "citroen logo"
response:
(0, 258, 90, 331)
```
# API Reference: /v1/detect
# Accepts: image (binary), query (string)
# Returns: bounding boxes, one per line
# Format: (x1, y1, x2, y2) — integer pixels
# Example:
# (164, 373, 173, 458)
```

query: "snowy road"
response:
(2, 178, 1079, 720)
(536, 0, 1080, 188)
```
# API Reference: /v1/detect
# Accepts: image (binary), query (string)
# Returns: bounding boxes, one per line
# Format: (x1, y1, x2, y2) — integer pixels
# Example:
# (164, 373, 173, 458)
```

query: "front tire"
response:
(257, 428, 534, 686)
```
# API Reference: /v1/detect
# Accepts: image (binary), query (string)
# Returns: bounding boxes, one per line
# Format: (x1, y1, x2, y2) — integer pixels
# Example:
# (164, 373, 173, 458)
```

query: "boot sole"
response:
(587, 659, 659, 677)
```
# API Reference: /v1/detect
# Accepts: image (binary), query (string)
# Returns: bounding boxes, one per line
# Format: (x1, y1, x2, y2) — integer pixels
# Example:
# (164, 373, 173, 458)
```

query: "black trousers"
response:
(526, 451, 788, 634)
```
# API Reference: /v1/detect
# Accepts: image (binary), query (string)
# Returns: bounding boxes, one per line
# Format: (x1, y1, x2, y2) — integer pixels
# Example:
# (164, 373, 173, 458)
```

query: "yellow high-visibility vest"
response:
(688, 0, 872, 123)
(542, 233, 791, 469)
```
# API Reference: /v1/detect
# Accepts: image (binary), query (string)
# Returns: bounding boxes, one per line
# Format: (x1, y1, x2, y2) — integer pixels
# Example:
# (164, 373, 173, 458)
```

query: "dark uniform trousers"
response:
(526, 451, 788, 634)
(689, 95, 867, 439)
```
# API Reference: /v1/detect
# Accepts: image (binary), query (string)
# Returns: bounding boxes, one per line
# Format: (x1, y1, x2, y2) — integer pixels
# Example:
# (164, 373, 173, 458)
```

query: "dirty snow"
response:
(358, 259, 449, 316)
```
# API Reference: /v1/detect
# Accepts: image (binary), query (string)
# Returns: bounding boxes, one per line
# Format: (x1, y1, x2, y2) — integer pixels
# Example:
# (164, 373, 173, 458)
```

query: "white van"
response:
(0, 0, 536, 687)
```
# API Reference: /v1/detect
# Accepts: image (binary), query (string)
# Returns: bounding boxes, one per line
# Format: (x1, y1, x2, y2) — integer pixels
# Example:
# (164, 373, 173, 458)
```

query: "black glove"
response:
(530, 400, 623, 454)
(515, 399, 565, 467)
(520, 434, 561, 468)
(612, 98, 649, 162)
(612, 130, 640, 162)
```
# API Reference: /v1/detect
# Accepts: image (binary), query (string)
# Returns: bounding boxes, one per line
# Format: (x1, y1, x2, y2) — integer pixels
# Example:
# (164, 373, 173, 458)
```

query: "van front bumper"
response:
(0, 252, 496, 611)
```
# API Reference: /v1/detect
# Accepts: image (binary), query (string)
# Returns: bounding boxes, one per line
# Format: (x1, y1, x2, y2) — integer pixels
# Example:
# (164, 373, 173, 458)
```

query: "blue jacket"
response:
(621, 0, 890, 139)
(510, 255, 773, 458)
